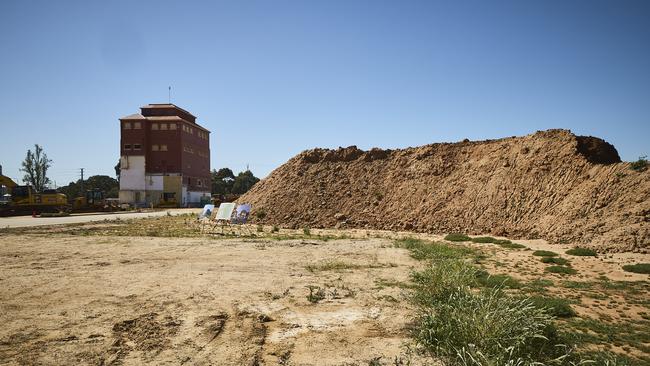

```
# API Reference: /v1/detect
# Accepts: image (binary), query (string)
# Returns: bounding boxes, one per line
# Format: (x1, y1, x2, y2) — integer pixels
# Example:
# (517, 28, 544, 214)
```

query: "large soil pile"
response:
(241, 129, 649, 252)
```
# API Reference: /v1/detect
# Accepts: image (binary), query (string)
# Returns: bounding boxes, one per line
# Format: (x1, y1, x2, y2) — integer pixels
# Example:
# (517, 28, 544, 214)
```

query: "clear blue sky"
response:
(1, 0, 648, 186)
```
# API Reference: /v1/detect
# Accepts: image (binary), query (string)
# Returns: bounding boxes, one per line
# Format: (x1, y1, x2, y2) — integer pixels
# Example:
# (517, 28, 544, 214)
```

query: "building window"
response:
(160, 123, 168, 130)
(190, 128, 194, 134)
(134, 122, 142, 129)
(133, 144, 142, 150)
(197, 179, 202, 187)
(123, 122, 132, 129)
(124, 144, 132, 150)
(160, 144, 168, 151)
(170, 123, 177, 130)
(152, 144, 159, 151)
(151, 123, 158, 130)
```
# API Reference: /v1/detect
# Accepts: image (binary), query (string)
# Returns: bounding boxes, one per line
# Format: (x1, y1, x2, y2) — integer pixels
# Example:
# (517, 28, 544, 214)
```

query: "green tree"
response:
(58, 175, 119, 199)
(232, 170, 260, 194)
(211, 168, 235, 195)
(114, 160, 121, 181)
(20, 144, 52, 192)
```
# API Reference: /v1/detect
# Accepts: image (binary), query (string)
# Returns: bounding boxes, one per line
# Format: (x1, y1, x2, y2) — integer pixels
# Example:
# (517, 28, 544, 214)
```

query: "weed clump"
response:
(546, 266, 578, 275)
(622, 263, 650, 274)
(444, 233, 471, 242)
(306, 286, 325, 303)
(302, 227, 311, 236)
(566, 247, 597, 257)
(271, 225, 279, 233)
(533, 250, 558, 257)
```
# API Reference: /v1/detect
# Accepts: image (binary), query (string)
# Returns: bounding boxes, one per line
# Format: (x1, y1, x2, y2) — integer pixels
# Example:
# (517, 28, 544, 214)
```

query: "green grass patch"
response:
(444, 233, 471, 242)
(546, 265, 578, 275)
(566, 247, 597, 257)
(533, 250, 559, 257)
(528, 296, 576, 318)
(622, 263, 650, 275)
(475, 271, 523, 289)
(470, 236, 496, 243)
(395, 237, 476, 262)
(497, 241, 527, 249)
(541, 257, 570, 265)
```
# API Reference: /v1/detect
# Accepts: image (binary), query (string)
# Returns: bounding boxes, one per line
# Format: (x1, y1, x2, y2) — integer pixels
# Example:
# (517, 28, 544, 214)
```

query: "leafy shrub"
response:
(303, 227, 311, 236)
(533, 250, 558, 257)
(444, 233, 471, 242)
(256, 224, 264, 233)
(566, 247, 597, 257)
(470, 236, 496, 243)
(621, 263, 650, 274)
(630, 155, 648, 172)
(546, 266, 577, 275)
(541, 257, 570, 265)
(528, 296, 576, 317)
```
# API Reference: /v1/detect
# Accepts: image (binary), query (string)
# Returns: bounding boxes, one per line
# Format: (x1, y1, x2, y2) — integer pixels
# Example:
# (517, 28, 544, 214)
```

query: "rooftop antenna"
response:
(168, 86, 171, 104)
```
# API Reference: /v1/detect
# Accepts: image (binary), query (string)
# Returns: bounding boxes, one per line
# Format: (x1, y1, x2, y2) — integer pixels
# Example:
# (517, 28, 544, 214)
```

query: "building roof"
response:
(140, 103, 196, 118)
(120, 113, 146, 120)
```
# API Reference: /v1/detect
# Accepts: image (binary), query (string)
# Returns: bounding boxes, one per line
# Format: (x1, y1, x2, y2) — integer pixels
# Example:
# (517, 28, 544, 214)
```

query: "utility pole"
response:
(80, 168, 84, 194)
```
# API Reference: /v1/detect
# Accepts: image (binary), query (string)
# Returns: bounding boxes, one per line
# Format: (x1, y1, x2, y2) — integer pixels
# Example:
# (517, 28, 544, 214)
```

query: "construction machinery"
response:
(72, 189, 119, 212)
(156, 192, 178, 208)
(0, 174, 69, 216)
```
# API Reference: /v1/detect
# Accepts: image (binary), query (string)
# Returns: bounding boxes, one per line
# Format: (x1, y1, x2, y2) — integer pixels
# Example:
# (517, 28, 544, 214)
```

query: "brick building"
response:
(118, 104, 211, 207)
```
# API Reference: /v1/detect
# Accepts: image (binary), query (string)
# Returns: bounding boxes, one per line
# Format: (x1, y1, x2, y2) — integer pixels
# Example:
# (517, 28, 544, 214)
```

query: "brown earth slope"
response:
(241, 129, 649, 252)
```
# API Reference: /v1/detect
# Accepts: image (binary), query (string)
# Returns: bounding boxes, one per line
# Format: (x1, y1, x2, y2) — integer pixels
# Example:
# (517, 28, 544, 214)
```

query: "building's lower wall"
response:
(119, 172, 209, 208)
(119, 156, 146, 191)
(119, 190, 146, 206)
(185, 190, 211, 207)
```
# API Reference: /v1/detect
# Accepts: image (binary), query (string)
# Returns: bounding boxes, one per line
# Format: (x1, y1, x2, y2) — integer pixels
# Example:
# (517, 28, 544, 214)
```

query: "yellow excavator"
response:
(0, 174, 69, 216)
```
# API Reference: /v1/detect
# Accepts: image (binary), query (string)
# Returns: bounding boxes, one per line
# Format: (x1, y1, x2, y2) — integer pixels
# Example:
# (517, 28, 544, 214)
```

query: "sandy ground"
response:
(0, 209, 200, 228)
(0, 234, 425, 366)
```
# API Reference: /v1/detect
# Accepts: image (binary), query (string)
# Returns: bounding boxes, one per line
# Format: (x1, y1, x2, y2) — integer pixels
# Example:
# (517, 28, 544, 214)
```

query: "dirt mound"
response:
(241, 129, 649, 252)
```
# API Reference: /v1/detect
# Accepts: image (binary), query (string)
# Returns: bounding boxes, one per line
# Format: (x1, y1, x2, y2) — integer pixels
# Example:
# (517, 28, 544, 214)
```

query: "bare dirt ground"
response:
(0, 233, 424, 365)
(1, 216, 648, 364)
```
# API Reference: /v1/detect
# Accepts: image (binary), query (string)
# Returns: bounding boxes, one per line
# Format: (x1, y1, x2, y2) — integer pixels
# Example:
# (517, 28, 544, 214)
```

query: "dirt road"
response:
(0, 234, 421, 365)
(0, 209, 200, 228)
